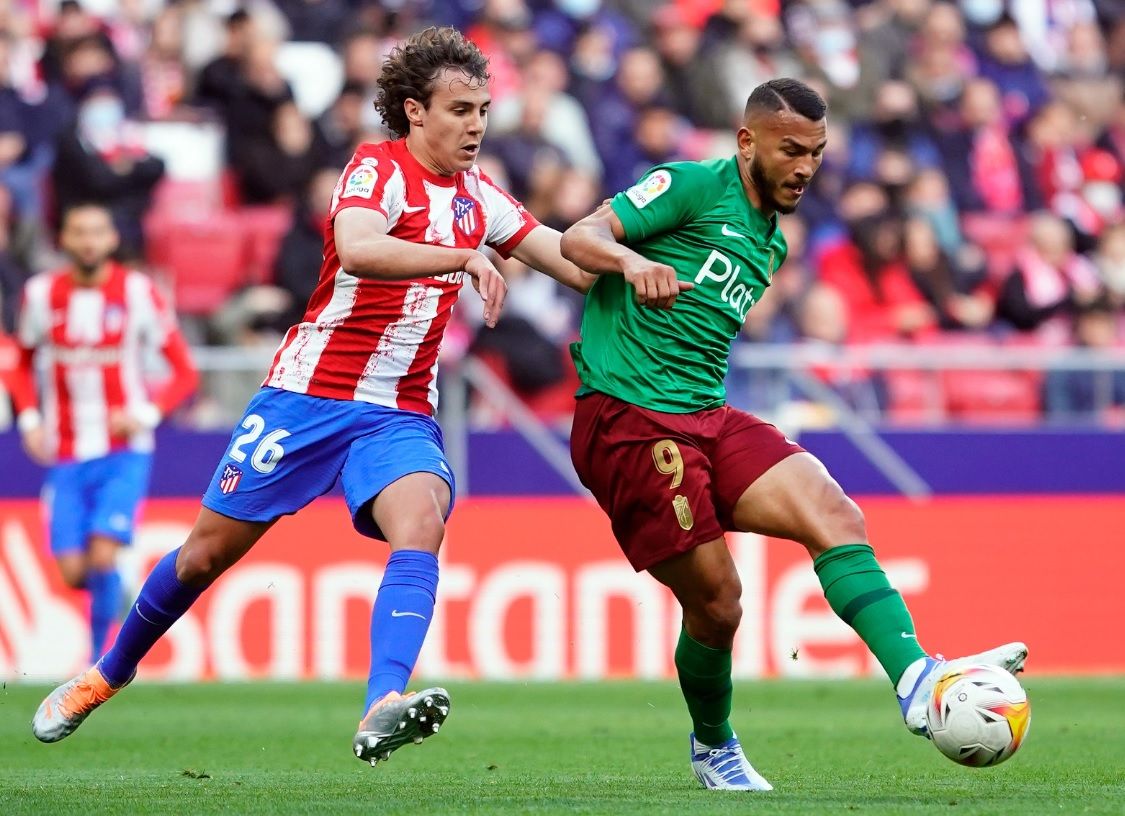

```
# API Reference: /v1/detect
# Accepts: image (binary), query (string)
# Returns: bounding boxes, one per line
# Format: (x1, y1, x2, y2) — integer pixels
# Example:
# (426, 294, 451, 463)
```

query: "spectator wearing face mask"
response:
(51, 83, 164, 260)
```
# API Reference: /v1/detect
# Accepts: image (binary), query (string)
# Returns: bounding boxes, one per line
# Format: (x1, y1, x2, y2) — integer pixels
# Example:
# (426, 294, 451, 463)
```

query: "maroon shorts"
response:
(570, 392, 804, 572)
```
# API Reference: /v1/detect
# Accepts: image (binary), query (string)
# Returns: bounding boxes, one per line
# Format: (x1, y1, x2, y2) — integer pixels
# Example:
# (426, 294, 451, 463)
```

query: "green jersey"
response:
(571, 157, 787, 413)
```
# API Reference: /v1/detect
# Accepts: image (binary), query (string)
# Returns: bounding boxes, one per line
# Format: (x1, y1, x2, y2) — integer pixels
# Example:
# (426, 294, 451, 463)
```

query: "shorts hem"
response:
(627, 528, 726, 573)
(200, 496, 284, 524)
(87, 528, 134, 547)
(348, 465, 456, 541)
(716, 446, 805, 524)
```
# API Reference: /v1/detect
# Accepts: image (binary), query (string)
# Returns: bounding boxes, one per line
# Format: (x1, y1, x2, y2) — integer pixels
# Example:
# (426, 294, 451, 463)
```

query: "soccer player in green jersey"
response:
(560, 78, 1027, 791)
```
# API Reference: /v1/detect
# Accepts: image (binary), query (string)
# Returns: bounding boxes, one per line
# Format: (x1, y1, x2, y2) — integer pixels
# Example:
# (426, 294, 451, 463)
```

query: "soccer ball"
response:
(926, 664, 1031, 767)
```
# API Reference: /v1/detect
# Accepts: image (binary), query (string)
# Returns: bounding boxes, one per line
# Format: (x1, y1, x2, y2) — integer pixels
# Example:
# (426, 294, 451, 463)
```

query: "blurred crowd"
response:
(0, 0, 1123, 423)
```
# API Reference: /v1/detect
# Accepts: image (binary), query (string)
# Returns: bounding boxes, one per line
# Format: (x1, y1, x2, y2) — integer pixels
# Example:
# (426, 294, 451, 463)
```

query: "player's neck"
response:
(69, 262, 111, 287)
(736, 157, 775, 220)
(403, 135, 457, 179)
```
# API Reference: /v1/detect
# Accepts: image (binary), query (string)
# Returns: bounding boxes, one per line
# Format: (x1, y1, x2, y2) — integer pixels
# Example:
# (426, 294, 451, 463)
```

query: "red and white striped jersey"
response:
(15, 262, 197, 462)
(264, 138, 539, 415)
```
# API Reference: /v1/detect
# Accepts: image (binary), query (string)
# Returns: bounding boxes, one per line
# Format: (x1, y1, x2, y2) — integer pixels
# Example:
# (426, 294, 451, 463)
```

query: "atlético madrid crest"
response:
(453, 196, 477, 234)
(219, 463, 243, 494)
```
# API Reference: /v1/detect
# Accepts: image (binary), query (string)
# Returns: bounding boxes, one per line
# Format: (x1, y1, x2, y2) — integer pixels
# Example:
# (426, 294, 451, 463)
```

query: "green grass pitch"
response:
(2, 678, 1123, 814)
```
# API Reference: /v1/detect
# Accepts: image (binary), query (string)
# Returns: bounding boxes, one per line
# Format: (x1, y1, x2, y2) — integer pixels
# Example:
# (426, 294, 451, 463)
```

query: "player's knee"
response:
(176, 535, 233, 586)
(383, 507, 446, 553)
(806, 482, 866, 555)
(86, 540, 118, 572)
(827, 493, 866, 543)
(690, 591, 742, 645)
(399, 515, 446, 553)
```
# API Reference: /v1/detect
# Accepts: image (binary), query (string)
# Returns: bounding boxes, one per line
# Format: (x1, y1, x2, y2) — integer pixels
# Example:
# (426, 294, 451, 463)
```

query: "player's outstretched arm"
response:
(507, 225, 597, 294)
(335, 207, 506, 327)
(561, 204, 692, 310)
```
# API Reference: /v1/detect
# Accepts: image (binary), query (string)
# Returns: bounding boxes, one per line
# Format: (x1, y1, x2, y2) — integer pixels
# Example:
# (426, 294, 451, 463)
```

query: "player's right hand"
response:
(622, 258, 694, 310)
(464, 251, 507, 329)
(20, 425, 52, 466)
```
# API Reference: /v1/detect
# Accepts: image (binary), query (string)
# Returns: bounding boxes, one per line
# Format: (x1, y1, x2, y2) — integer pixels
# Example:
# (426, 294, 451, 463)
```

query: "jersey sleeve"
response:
(610, 162, 720, 243)
(16, 275, 49, 350)
(476, 169, 540, 258)
(330, 146, 406, 229)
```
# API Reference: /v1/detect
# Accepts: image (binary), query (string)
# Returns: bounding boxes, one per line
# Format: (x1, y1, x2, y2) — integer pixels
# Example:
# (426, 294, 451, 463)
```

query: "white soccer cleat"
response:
(899, 642, 1028, 737)
(689, 733, 773, 791)
(353, 687, 450, 765)
(32, 663, 131, 743)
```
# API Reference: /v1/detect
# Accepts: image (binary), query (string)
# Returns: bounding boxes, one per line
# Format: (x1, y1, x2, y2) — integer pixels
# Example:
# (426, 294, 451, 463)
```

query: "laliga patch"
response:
(625, 169, 672, 209)
(342, 164, 376, 199)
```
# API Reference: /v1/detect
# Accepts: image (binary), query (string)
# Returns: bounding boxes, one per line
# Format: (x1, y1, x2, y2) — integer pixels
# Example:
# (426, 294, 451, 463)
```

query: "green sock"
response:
(675, 628, 734, 746)
(814, 543, 927, 685)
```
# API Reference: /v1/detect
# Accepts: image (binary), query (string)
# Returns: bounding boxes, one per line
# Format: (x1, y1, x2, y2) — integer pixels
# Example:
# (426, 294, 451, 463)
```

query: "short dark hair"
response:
(745, 78, 827, 122)
(59, 201, 113, 229)
(375, 26, 490, 139)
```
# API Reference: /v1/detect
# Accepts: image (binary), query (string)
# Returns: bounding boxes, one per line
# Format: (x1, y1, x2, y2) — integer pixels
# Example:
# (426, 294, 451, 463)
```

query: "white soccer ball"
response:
(925, 664, 1031, 767)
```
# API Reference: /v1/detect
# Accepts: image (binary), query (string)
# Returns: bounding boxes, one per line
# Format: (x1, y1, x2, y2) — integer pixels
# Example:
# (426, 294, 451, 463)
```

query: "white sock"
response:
(896, 657, 929, 698)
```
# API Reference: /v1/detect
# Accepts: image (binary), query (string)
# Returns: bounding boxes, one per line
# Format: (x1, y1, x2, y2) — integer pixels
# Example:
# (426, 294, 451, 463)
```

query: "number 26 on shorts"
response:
(229, 413, 291, 474)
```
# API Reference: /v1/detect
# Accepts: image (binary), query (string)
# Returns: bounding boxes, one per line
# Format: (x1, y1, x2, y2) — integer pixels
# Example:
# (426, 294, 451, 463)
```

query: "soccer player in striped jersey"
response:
(32, 27, 596, 762)
(10, 201, 198, 663)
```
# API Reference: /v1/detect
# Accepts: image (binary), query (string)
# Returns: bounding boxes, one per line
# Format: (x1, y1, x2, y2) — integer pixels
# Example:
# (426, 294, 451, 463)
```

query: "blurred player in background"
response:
(10, 202, 197, 663)
(32, 26, 594, 764)
(562, 78, 1028, 791)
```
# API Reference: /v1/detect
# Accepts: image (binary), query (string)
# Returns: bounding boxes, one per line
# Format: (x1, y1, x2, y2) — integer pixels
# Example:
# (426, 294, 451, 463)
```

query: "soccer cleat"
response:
(32, 663, 132, 743)
(899, 641, 1028, 737)
(689, 733, 773, 791)
(353, 687, 450, 765)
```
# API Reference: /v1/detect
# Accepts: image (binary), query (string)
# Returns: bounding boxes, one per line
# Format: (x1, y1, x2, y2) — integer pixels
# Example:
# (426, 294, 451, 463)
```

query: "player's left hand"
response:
(20, 425, 52, 466)
(108, 409, 144, 438)
(464, 251, 508, 328)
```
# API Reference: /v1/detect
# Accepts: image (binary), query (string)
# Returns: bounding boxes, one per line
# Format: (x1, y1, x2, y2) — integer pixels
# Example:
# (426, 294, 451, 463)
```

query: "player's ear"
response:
(404, 98, 424, 129)
(736, 126, 755, 160)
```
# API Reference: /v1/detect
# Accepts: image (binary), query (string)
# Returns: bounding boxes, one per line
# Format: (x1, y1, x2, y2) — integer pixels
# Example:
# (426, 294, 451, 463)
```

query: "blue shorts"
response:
(201, 387, 456, 540)
(43, 450, 153, 555)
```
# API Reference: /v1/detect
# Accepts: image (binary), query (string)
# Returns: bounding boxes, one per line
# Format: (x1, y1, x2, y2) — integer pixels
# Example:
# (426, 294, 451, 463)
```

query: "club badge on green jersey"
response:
(625, 170, 672, 209)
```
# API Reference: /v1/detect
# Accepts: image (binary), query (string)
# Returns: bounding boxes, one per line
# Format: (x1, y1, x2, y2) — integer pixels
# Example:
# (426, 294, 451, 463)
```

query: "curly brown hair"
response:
(375, 26, 491, 139)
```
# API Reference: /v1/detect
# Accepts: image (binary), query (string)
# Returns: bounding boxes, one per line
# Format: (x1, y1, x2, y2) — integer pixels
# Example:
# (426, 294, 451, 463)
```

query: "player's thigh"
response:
(87, 451, 152, 547)
(201, 387, 354, 525)
(728, 451, 866, 554)
(42, 461, 91, 558)
(570, 393, 724, 572)
(341, 408, 455, 542)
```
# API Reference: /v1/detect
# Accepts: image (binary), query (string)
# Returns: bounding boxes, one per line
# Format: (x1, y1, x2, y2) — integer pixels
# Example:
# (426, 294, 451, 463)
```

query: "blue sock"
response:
(99, 547, 204, 687)
(87, 567, 122, 660)
(364, 550, 439, 713)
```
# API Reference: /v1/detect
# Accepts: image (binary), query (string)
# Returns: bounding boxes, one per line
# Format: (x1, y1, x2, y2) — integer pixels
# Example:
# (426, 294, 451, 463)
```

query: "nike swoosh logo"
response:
(901, 632, 916, 639)
(721, 224, 745, 238)
(402, 205, 426, 213)
(391, 610, 427, 619)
